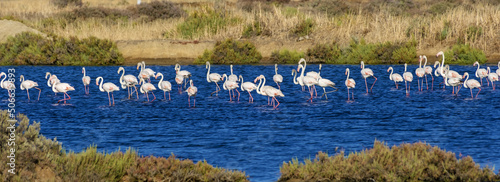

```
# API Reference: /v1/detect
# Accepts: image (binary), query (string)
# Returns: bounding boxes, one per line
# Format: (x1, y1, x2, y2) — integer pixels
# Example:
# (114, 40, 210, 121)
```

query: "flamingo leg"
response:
(418, 78, 420, 91)
(351, 92, 355, 101)
(470, 88, 473, 98)
(211, 82, 221, 96)
(248, 91, 253, 103)
(431, 74, 434, 91)
(273, 97, 280, 109)
(395, 82, 398, 89)
(146, 92, 150, 102)
(168, 92, 171, 100)
(108, 92, 111, 106)
(425, 75, 429, 90)
(364, 77, 368, 93)
(188, 96, 191, 107)
(127, 86, 130, 99)
(476, 87, 481, 98)
(370, 76, 377, 93)
(35, 87, 41, 101)
(228, 89, 232, 102)
(151, 92, 156, 102)
(323, 87, 328, 100)
(112, 92, 115, 105)
(193, 96, 196, 107)
(26, 89, 30, 101)
(164, 91, 167, 100)
(134, 86, 139, 99)
(493, 82, 496, 90)
(480, 78, 483, 86)
(347, 88, 350, 101)
(276, 82, 281, 90)
(313, 85, 318, 97)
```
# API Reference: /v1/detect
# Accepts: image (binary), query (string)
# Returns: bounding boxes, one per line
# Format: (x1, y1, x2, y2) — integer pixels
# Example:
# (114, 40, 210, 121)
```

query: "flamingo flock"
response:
(2, 51, 500, 108)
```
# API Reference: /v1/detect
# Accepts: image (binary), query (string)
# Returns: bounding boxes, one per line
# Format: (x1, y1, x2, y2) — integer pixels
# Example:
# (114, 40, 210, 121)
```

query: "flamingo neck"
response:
(463, 73, 469, 88)
(361, 62, 365, 69)
(240, 76, 245, 91)
(389, 68, 393, 80)
(230, 65, 233, 75)
(20, 76, 24, 83)
(419, 58, 422, 68)
(487, 67, 491, 74)
(440, 53, 445, 75)
(1, 73, 5, 87)
(275, 65, 278, 75)
(292, 70, 298, 84)
(404, 64, 407, 72)
(346, 69, 350, 80)
(46, 73, 52, 87)
(98, 77, 104, 92)
(259, 76, 266, 94)
(206, 63, 211, 82)
(158, 73, 164, 89)
(475, 62, 480, 77)
(423, 57, 428, 67)
(119, 69, 125, 85)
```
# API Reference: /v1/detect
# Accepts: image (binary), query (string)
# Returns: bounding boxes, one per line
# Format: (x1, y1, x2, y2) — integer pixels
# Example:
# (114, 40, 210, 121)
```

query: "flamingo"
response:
(273, 64, 283, 89)
(317, 77, 338, 100)
(345, 68, 356, 101)
(473, 61, 488, 86)
(142, 61, 156, 78)
(82, 67, 91, 94)
(118, 67, 139, 99)
(175, 74, 184, 93)
(444, 65, 462, 95)
(0, 72, 15, 98)
(421, 56, 433, 90)
(487, 67, 498, 90)
(95, 76, 120, 106)
(415, 56, 425, 92)
(45, 72, 60, 87)
(298, 64, 319, 103)
(292, 66, 305, 91)
(137, 62, 152, 82)
(49, 76, 75, 104)
(20, 75, 41, 101)
(175, 63, 191, 88)
(360, 61, 377, 93)
(222, 74, 240, 102)
(228, 65, 238, 98)
(186, 80, 198, 107)
(254, 75, 284, 109)
(463, 72, 481, 98)
(298, 59, 321, 80)
(437, 51, 461, 88)
(239, 75, 257, 103)
(139, 79, 156, 102)
(155, 73, 172, 100)
(206, 62, 223, 96)
(403, 63, 413, 96)
(387, 67, 403, 89)
(433, 61, 443, 89)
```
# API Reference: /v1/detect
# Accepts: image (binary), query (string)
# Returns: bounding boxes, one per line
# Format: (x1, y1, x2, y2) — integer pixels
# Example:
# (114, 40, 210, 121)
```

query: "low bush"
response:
(51, 0, 82, 8)
(306, 41, 342, 64)
(279, 140, 499, 181)
(290, 18, 314, 37)
(195, 38, 262, 64)
(135, 0, 184, 21)
(176, 7, 240, 39)
(0, 110, 249, 181)
(444, 44, 487, 65)
(270, 49, 305, 64)
(0, 32, 124, 66)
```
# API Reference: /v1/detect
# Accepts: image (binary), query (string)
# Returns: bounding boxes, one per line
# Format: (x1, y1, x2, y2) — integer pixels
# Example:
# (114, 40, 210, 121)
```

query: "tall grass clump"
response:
(175, 7, 240, 39)
(444, 44, 487, 65)
(0, 110, 249, 181)
(270, 49, 305, 64)
(195, 38, 262, 64)
(279, 140, 499, 181)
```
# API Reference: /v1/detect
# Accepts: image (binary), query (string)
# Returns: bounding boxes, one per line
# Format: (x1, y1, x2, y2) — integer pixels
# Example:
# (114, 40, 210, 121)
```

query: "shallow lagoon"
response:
(4, 64, 500, 181)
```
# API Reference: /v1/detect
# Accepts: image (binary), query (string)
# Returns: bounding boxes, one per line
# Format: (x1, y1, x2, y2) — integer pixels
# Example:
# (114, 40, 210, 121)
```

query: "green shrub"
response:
(279, 140, 499, 181)
(0, 110, 249, 181)
(466, 25, 482, 41)
(291, 18, 314, 37)
(0, 32, 124, 66)
(61, 6, 132, 22)
(270, 49, 305, 64)
(195, 39, 262, 64)
(306, 41, 342, 64)
(444, 44, 487, 65)
(176, 7, 240, 39)
(391, 39, 417, 64)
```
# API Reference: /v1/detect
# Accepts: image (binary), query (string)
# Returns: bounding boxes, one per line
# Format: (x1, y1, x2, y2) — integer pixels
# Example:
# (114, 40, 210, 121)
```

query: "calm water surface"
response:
(3, 64, 500, 181)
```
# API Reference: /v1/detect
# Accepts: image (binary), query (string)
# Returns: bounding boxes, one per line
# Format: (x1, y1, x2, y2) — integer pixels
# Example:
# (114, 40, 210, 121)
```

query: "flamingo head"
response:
(360, 61, 364, 69)
(117, 67, 124, 74)
(345, 68, 349, 75)
(433, 61, 439, 68)
(154, 73, 160, 79)
(205, 61, 210, 68)
(463, 72, 468, 79)
(0, 72, 5, 77)
(82, 67, 85, 74)
(253, 75, 263, 83)
(136, 62, 141, 70)
(436, 51, 444, 57)
(298, 58, 305, 64)
(473, 61, 478, 66)
(387, 67, 392, 72)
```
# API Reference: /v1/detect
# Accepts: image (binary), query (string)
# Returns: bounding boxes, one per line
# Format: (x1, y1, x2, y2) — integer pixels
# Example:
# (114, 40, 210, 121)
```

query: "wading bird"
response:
(273, 64, 283, 89)
(175, 63, 191, 88)
(206, 61, 222, 96)
(155, 73, 172, 100)
(96, 76, 120, 106)
(422, 56, 433, 90)
(473, 61, 488, 86)
(415, 56, 425, 92)
(254, 75, 284, 109)
(139, 79, 156, 102)
(387, 67, 403, 89)
(49, 76, 74, 104)
(118, 67, 139, 99)
(403, 63, 413, 96)
(82, 67, 91, 95)
(360, 61, 377, 93)
(222, 74, 240, 102)
(20, 75, 41, 101)
(298, 64, 318, 103)
(345, 68, 356, 101)
(239, 75, 257, 103)
(0, 72, 15, 99)
(186, 80, 198, 107)
(487, 67, 498, 90)
(463, 72, 481, 98)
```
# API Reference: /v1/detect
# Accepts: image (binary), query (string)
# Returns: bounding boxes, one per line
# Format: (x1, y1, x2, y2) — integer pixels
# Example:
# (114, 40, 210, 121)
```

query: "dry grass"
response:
(1, 0, 500, 54)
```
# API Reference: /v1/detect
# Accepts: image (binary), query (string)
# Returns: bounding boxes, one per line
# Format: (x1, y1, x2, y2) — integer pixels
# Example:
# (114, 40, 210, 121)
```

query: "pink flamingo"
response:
(487, 67, 498, 90)
(387, 67, 403, 89)
(0, 72, 16, 99)
(254, 75, 284, 109)
(20, 75, 41, 101)
(96, 76, 120, 106)
(360, 61, 377, 93)
(155, 73, 172, 100)
(444, 65, 461, 95)
(239, 75, 257, 103)
(463, 72, 481, 98)
(118, 67, 139, 99)
(298, 64, 318, 103)
(403, 63, 413, 96)
(415, 56, 425, 92)
(206, 61, 222, 96)
(222, 74, 240, 102)
(82, 67, 91, 94)
(473, 61, 488, 86)
(186, 80, 198, 107)
(49, 76, 75, 104)
(139, 79, 156, 102)
(175, 63, 191, 88)
(345, 68, 356, 101)
(273, 64, 283, 89)
(422, 56, 433, 90)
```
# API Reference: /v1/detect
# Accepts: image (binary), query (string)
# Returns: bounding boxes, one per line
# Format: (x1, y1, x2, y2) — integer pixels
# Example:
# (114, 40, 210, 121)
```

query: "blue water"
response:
(3, 64, 500, 181)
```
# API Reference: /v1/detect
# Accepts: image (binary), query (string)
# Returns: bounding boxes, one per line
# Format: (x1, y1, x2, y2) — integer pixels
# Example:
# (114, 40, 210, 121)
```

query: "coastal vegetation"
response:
(0, 110, 248, 181)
